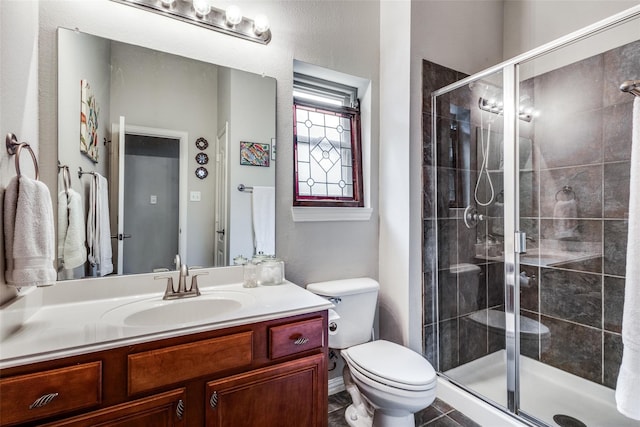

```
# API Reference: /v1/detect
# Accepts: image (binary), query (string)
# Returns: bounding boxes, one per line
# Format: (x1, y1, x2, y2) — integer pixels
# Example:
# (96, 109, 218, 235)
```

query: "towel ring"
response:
(6, 133, 39, 180)
(58, 162, 71, 194)
(555, 185, 575, 202)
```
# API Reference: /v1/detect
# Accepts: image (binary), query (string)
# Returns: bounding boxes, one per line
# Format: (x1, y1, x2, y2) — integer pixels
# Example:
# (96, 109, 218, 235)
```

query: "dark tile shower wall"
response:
(422, 39, 639, 389)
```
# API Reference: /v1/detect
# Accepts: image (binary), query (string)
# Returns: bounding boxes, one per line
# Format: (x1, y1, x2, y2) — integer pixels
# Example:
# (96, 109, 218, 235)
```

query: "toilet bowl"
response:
(306, 278, 437, 427)
(465, 308, 551, 353)
(342, 340, 437, 427)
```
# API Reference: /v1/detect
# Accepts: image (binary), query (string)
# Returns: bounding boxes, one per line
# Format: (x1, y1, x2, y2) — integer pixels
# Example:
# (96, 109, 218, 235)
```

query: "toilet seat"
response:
(343, 340, 436, 392)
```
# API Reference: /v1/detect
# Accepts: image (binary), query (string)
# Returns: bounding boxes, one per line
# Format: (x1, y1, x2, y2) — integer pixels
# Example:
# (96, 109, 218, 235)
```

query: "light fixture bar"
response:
(111, 0, 271, 45)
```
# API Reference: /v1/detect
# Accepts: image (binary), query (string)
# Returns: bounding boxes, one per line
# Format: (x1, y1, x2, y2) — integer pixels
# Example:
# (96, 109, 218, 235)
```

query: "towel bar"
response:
(78, 166, 97, 179)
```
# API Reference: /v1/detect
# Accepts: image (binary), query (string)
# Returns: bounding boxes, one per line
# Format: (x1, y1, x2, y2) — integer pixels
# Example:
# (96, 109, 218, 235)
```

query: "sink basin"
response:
(101, 291, 256, 327)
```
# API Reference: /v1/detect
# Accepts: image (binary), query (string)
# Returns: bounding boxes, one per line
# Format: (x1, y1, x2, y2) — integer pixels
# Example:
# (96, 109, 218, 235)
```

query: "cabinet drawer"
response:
(269, 317, 324, 359)
(0, 361, 102, 426)
(40, 388, 186, 427)
(128, 331, 253, 395)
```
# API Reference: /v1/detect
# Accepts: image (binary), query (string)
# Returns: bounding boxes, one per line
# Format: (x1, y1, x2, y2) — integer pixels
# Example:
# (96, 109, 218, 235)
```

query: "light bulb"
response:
(253, 14, 270, 35)
(225, 5, 243, 26)
(193, 0, 211, 17)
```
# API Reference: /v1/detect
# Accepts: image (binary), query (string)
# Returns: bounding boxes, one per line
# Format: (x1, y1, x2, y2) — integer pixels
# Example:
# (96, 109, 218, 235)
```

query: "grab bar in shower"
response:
(620, 80, 640, 97)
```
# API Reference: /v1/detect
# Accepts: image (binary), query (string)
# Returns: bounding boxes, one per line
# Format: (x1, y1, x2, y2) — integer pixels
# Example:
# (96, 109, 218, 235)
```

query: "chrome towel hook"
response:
(6, 133, 40, 180)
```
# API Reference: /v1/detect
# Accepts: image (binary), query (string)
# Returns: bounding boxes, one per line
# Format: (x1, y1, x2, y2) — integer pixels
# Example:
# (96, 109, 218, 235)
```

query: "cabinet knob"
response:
(29, 393, 59, 409)
(176, 399, 185, 420)
(210, 391, 219, 409)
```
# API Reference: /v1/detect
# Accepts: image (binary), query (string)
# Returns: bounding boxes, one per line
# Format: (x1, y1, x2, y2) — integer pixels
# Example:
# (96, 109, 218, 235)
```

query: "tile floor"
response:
(328, 391, 481, 427)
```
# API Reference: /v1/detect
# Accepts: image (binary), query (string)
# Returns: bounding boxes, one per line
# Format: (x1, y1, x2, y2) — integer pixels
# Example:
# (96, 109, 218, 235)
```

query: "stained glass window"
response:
(293, 98, 363, 207)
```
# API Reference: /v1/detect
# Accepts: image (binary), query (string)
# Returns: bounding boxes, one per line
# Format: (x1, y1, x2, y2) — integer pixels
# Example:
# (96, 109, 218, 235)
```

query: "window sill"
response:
(291, 206, 373, 222)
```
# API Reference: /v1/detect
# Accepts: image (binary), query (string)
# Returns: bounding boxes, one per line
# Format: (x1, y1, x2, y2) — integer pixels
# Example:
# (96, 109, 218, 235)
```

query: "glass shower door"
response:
(515, 14, 640, 427)
(434, 70, 514, 409)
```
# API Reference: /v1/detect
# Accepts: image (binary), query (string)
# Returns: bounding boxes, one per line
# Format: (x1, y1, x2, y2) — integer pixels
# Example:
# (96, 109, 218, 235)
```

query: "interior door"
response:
(109, 116, 126, 275)
(214, 122, 229, 266)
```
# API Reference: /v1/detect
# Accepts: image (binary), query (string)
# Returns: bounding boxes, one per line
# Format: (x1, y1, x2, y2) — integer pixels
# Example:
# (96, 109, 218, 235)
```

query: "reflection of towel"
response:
(553, 199, 577, 239)
(57, 189, 86, 270)
(252, 186, 275, 256)
(87, 174, 113, 276)
(3, 176, 56, 287)
(616, 97, 640, 420)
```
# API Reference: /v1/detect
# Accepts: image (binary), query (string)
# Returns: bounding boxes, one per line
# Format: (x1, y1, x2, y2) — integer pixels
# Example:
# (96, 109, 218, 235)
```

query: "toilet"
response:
(307, 278, 436, 427)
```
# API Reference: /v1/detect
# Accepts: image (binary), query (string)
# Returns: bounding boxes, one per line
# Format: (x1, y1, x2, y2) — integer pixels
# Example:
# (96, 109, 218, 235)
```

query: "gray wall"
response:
(109, 41, 218, 268)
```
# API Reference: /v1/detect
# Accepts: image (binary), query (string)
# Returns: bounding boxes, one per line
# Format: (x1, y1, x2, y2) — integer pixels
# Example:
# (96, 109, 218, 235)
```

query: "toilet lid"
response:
(344, 340, 436, 389)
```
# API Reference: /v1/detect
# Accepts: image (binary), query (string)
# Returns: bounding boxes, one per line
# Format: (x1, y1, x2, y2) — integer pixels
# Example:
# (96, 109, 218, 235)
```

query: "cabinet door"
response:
(206, 353, 326, 427)
(41, 388, 186, 427)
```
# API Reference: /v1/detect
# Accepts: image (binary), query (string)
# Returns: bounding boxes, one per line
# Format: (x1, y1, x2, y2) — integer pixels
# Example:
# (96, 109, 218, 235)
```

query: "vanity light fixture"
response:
(112, 0, 271, 44)
(478, 97, 537, 122)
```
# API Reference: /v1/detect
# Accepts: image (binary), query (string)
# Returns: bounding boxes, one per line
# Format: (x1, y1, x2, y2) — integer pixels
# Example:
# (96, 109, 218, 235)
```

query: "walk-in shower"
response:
(423, 5, 640, 427)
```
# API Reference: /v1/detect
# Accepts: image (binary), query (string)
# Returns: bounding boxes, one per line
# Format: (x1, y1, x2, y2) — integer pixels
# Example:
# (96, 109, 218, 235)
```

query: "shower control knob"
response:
(329, 322, 338, 332)
(463, 205, 485, 229)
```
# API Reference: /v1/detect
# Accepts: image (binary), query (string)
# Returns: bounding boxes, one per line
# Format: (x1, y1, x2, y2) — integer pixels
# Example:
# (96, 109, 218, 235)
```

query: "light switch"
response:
(190, 191, 201, 202)
(150, 195, 157, 204)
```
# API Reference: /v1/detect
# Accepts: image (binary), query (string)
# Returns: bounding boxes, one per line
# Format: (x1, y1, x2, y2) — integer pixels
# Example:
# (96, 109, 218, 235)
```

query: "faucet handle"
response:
(189, 271, 209, 295)
(155, 275, 175, 298)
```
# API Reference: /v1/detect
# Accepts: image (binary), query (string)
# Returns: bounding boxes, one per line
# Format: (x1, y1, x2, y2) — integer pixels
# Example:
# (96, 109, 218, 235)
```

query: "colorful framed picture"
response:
(240, 141, 270, 167)
(80, 79, 99, 163)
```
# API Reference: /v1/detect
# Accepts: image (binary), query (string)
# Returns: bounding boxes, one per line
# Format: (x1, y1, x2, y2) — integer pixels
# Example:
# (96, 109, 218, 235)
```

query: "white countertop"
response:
(0, 266, 332, 370)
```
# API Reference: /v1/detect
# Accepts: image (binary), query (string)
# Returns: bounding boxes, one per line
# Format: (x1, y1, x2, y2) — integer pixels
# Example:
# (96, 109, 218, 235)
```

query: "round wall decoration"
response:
(195, 167, 208, 179)
(195, 137, 208, 150)
(196, 152, 209, 165)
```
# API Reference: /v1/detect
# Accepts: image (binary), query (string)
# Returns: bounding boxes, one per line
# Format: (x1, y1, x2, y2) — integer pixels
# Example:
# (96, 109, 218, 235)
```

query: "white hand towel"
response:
(252, 186, 275, 256)
(3, 176, 56, 287)
(616, 97, 640, 420)
(86, 175, 96, 272)
(553, 199, 578, 240)
(57, 189, 86, 270)
(57, 190, 68, 259)
(96, 174, 113, 276)
(4, 177, 19, 284)
(86, 173, 113, 276)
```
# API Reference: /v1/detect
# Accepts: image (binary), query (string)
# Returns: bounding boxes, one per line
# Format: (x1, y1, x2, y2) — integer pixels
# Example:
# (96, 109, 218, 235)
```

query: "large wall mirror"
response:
(57, 28, 276, 281)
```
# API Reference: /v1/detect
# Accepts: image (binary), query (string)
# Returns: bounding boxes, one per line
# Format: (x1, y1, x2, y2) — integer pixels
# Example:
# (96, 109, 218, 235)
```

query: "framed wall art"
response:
(240, 141, 270, 167)
(80, 79, 100, 163)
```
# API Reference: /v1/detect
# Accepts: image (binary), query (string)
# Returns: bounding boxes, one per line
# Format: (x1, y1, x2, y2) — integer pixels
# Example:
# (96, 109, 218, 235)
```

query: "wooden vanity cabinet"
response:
(0, 311, 328, 427)
(206, 353, 325, 427)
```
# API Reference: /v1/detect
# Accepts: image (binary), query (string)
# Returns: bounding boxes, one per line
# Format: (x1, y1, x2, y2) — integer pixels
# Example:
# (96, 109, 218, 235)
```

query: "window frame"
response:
(293, 98, 364, 207)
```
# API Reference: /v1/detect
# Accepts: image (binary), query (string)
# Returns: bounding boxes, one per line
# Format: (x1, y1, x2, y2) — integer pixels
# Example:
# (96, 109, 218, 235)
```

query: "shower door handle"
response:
(515, 231, 527, 253)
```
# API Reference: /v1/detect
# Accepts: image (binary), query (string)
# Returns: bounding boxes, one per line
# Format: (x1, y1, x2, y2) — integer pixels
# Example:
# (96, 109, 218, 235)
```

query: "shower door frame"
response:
(430, 4, 640, 426)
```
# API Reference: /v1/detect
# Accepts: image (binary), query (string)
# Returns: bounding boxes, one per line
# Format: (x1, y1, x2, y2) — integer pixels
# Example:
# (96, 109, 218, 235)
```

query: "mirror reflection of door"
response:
(124, 133, 179, 274)
(110, 118, 188, 274)
(214, 122, 229, 267)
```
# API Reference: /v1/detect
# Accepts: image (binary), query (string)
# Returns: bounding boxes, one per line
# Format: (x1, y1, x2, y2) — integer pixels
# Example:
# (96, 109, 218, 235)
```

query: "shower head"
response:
(620, 80, 640, 96)
(469, 82, 489, 92)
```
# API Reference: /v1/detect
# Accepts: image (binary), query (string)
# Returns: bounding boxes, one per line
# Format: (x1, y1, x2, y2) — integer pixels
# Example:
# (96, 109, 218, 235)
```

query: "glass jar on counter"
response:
(257, 257, 285, 286)
(242, 262, 258, 288)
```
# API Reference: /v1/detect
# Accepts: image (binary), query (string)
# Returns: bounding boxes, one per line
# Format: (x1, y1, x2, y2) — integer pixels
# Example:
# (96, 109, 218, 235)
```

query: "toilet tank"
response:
(306, 278, 379, 349)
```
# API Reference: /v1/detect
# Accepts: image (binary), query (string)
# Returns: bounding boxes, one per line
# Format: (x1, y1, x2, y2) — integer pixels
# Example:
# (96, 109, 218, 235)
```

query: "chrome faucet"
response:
(155, 264, 208, 300)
